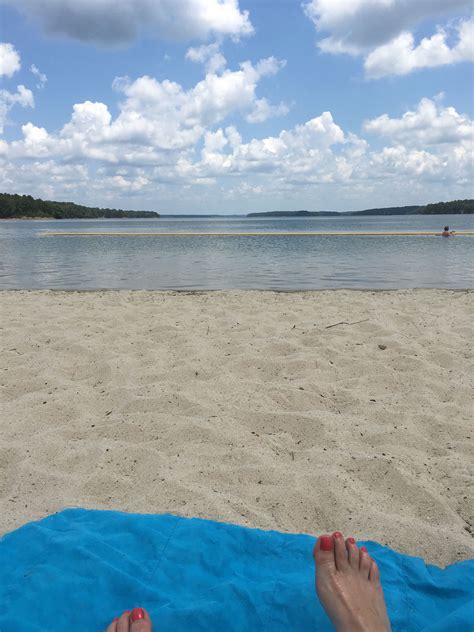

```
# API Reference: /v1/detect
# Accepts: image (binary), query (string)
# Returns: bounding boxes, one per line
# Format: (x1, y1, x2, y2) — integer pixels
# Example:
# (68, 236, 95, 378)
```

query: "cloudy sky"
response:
(0, 0, 472, 213)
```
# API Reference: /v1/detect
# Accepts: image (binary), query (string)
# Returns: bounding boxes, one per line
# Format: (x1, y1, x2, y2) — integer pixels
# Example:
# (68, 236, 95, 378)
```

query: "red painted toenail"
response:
(320, 535, 334, 551)
(131, 608, 145, 622)
(360, 546, 368, 553)
(347, 537, 356, 544)
(333, 531, 343, 539)
(121, 611, 130, 617)
(113, 618, 118, 622)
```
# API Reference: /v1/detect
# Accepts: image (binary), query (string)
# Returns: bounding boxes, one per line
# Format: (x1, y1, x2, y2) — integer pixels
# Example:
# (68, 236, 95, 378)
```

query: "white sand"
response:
(1, 289, 472, 566)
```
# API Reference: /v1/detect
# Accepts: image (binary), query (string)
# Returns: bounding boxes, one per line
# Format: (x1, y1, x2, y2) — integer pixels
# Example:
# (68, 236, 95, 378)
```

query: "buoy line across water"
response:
(42, 231, 474, 237)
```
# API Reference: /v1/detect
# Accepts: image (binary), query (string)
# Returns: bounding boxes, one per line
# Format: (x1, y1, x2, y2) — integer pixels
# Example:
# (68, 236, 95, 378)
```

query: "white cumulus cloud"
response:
(1, 78, 471, 207)
(365, 97, 474, 145)
(365, 20, 474, 78)
(186, 42, 227, 74)
(245, 98, 289, 123)
(191, 112, 352, 183)
(7, 0, 253, 45)
(108, 56, 287, 149)
(303, 0, 472, 51)
(0, 85, 34, 133)
(303, 0, 473, 78)
(0, 42, 21, 77)
(5, 54, 286, 165)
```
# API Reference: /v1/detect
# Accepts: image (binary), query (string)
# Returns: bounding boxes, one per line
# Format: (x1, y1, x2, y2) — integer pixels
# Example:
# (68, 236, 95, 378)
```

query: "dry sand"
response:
(1, 289, 472, 566)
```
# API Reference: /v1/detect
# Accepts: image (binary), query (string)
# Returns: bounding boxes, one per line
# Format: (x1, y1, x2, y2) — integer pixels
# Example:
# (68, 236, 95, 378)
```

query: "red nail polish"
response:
(113, 618, 118, 622)
(320, 535, 334, 551)
(347, 537, 356, 544)
(333, 531, 343, 539)
(361, 546, 368, 553)
(131, 608, 145, 622)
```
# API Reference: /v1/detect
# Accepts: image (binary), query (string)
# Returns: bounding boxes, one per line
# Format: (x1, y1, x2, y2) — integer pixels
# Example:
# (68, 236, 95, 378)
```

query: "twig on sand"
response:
(206, 324, 210, 335)
(325, 318, 369, 329)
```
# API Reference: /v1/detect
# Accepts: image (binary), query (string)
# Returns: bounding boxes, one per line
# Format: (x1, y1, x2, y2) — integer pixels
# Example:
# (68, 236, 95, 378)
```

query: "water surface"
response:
(0, 215, 472, 289)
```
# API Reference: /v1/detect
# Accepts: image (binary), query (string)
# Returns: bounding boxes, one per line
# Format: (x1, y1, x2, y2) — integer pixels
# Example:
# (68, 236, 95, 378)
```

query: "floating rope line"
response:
(42, 231, 474, 237)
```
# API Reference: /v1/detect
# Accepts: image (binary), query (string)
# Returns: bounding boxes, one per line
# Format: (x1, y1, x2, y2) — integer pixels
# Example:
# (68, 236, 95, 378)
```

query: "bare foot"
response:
(313, 532, 391, 632)
(105, 608, 152, 632)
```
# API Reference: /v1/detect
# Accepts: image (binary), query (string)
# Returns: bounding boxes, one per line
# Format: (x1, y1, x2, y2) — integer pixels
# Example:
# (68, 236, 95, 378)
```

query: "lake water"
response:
(0, 215, 472, 289)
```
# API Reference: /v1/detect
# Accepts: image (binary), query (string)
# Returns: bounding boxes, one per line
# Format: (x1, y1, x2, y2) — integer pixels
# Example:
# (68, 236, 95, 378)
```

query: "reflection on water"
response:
(0, 215, 472, 289)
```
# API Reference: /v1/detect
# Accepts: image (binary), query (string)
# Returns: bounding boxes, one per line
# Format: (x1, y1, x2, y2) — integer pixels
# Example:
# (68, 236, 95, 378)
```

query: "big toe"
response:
(313, 534, 336, 574)
(130, 608, 152, 631)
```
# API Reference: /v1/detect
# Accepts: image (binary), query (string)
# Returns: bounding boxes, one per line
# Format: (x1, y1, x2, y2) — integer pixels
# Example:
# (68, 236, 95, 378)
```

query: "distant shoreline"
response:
(247, 201, 474, 217)
(0, 193, 160, 220)
(2, 212, 473, 220)
(0, 216, 156, 221)
(0, 216, 52, 220)
(1, 193, 472, 219)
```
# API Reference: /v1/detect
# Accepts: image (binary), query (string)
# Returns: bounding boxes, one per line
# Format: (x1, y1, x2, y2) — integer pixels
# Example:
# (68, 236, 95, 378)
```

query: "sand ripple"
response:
(1, 289, 472, 566)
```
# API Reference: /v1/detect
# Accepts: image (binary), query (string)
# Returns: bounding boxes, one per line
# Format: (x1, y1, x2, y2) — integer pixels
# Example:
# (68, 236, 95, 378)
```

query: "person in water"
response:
(105, 531, 391, 631)
(441, 226, 454, 236)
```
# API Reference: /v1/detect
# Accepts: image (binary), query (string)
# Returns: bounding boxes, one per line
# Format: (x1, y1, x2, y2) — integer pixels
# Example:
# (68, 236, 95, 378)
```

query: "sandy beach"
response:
(1, 289, 472, 566)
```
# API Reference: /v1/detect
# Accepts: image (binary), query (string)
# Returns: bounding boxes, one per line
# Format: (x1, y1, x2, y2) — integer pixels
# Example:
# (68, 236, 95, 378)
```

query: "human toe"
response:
(313, 534, 336, 570)
(359, 546, 372, 578)
(346, 536, 360, 569)
(332, 531, 349, 570)
(117, 611, 131, 632)
(130, 607, 153, 631)
(369, 559, 381, 584)
(105, 618, 118, 632)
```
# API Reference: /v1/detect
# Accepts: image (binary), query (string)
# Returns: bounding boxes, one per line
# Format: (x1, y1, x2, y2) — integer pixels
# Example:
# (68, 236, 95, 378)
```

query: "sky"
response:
(0, 0, 473, 214)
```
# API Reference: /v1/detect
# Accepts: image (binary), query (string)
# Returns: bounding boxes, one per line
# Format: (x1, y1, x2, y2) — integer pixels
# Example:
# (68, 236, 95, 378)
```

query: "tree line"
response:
(0, 193, 159, 219)
(248, 199, 474, 217)
(416, 200, 474, 214)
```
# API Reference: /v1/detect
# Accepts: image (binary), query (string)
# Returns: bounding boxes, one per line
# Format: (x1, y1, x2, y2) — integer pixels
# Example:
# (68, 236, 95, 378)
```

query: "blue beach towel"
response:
(0, 509, 472, 631)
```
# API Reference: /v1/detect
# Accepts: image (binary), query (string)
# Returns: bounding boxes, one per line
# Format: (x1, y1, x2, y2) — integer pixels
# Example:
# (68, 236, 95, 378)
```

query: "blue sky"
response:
(0, 0, 473, 213)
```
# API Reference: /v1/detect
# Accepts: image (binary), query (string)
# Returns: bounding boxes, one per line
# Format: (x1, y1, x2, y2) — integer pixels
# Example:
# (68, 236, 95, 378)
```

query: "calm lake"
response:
(0, 214, 472, 290)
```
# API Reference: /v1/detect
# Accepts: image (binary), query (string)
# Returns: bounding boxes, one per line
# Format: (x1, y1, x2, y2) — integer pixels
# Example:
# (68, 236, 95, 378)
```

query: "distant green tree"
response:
(0, 193, 160, 219)
(417, 200, 474, 214)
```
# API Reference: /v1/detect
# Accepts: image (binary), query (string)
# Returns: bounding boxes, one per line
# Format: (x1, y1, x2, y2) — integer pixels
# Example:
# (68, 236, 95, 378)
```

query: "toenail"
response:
(131, 608, 145, 622)
(347, 537, 356, 544)
(360, 546, 368, 553)
(122, 611, 130, 617)
(333, 531, 343, 539)
(320, 535, 334, 551)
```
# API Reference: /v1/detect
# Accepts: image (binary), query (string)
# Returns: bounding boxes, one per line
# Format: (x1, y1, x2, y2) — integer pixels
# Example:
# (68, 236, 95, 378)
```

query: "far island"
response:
(0, 193, 159, 219)
(247, 200, 474, 217)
